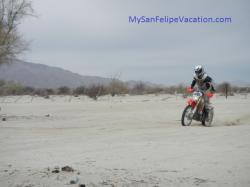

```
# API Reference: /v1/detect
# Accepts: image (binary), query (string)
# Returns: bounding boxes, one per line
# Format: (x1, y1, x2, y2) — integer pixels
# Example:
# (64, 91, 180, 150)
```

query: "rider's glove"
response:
(187, 87, 193, 93)
(206, 92, 214, 98)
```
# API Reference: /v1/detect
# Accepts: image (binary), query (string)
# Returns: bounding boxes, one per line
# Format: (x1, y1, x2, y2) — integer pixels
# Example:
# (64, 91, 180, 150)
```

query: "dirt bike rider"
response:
(187, 65, 215, 112)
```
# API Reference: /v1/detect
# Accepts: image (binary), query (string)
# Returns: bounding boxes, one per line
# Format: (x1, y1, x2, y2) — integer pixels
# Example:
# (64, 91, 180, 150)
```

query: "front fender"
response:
(187, 99, 196, 109)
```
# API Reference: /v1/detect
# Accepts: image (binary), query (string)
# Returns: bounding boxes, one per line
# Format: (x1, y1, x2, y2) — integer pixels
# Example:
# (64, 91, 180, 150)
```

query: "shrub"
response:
(34, 89, 48, 97)
(46, 88, 55, 95)
(5, 83, 24, 95)
(85, 85, 108, 100)
(130, 82, 146, 95)
(73, 86, 85, 95)
(216, 82, 231, 99)
(23, 86, 35, 95)
(0, 80, 5, 87)
(57, 86, 71, 95)
(108, 79, 128, 96)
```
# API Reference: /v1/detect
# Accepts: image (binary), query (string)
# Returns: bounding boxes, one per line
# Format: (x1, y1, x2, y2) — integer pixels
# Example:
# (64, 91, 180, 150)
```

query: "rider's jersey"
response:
(191, 73, 215, 92)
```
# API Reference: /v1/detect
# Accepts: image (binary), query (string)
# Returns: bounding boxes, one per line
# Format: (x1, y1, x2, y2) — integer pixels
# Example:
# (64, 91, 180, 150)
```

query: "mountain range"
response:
(0, 60, 114, 88)
(0, 60, 248, 88)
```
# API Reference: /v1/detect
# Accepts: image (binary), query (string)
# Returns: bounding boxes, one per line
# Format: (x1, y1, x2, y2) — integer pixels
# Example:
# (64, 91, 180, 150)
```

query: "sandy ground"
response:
(0, 94, 250, 187)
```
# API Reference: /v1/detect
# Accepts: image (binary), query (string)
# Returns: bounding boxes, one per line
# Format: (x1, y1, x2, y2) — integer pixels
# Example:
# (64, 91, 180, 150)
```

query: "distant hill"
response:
(0, 60, 112, 88)
(1, 60, 247, 90)
(0, 60, 161, 89)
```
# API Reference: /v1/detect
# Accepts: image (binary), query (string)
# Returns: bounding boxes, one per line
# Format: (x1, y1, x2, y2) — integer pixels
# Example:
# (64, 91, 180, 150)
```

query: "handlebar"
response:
(186, 87, 193, 93)
(186, 87, 214, 98)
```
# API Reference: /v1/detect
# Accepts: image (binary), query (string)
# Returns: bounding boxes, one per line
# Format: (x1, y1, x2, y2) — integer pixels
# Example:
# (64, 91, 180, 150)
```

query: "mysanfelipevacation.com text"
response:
(128, 16, 232, 24)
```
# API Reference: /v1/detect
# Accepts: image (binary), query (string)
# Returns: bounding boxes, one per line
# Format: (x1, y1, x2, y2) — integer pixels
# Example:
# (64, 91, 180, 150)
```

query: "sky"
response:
(19, 0, 250, 85)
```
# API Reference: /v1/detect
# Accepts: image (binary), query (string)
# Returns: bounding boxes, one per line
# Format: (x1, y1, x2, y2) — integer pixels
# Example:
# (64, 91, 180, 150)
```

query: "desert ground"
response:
(0, 94, 250, 187)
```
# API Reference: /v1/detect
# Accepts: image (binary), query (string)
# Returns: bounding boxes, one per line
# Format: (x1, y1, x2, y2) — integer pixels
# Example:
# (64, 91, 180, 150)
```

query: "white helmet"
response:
(194, 65, 204, 79)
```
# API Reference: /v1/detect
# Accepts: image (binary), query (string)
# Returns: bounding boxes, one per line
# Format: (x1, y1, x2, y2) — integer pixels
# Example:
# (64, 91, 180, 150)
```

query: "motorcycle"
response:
(181, 88, 214, 126)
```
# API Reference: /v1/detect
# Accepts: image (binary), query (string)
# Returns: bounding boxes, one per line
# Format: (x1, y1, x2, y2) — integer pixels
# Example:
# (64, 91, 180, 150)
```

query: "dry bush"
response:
(216, 82, 231, 99)
(73, 86, 85, 95)
(57, 86, 71, 95)
(144, 86, 164, 94)
(34, 89, 47, 97)
(176, 84, 185, 94)
(108, 79, 128, 96)
(85, 85, 108, 100)
(0, 81, 24, 95)
(46, 88, 55, 95)
(0, 80, 6, 95)
(163, 86, 176, 94)
(130, 82, 147, 95)
(236, 87, 250, 93)
(23, 86, 35, 95)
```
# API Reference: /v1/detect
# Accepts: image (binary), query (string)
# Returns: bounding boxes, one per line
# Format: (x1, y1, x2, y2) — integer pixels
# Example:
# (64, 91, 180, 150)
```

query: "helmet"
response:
(194, 65, 204, 79)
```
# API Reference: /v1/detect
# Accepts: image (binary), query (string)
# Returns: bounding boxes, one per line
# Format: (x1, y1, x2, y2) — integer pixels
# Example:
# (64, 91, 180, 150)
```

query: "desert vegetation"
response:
(0, 79, 249, 100)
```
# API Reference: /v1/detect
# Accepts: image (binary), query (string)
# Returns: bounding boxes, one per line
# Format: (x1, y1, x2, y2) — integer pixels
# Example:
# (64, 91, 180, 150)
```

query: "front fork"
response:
(187, 104, 197, 120)
(187, 98, 201, 120)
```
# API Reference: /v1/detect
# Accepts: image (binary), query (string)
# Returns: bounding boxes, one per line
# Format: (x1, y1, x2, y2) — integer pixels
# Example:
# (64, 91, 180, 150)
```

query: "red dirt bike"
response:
(181, 88, 214, 126)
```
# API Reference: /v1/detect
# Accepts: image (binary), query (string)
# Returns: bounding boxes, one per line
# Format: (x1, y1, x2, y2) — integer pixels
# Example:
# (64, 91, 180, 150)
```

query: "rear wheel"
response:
(202, 108, 214, 126)
(181, 105, 193, 126)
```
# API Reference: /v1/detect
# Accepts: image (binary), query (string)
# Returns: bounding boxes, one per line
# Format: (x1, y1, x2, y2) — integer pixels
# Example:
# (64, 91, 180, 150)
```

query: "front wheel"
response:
(181, 105, 193, 126)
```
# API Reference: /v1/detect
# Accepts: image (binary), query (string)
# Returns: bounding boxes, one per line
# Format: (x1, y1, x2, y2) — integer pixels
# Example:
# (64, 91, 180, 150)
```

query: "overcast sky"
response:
(19, 0, 250, 85)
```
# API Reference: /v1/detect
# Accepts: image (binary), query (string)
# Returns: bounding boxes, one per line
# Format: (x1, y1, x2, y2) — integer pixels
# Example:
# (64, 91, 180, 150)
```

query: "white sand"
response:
(0, 94, 250, 187)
